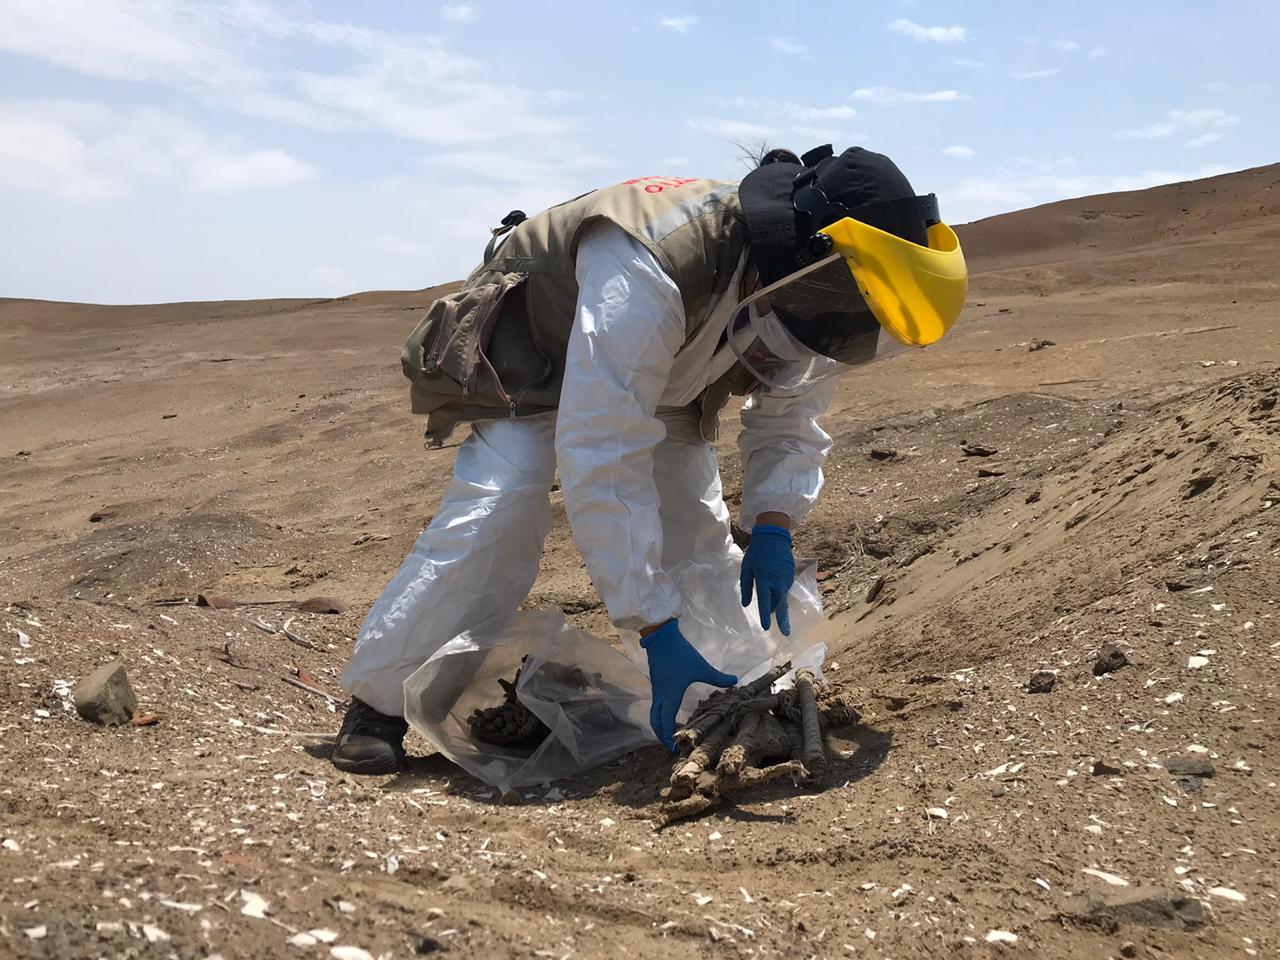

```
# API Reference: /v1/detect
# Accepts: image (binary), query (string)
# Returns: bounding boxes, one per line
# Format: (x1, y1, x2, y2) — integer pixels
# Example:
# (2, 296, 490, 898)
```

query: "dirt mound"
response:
(8, 511, 281, 597)
(958, 162, 1280, 270)
(817, 370, 1279, 676)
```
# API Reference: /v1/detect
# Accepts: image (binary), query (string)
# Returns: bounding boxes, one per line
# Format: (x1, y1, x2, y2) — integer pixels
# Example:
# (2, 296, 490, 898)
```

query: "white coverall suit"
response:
(341, 223, 836, 717)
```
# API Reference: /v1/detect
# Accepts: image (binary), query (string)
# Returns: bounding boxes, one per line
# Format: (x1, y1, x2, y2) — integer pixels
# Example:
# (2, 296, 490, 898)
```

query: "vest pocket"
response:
(402, 272, 529, 406)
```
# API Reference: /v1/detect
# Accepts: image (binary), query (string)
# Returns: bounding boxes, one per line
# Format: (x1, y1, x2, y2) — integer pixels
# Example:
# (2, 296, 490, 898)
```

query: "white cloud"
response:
(945, 164, 1233, 223)
(0, 1, 579, 150)
(953, 58, 984, 68)
(686, 117, 775, 139)
(0, 98, 315, 199)
(1184, 131, 1224, 148)
(189, 148, 315, 192)
(305, 264, 355, 294)
(1089, 47, 1107, 59)
(660, 16, 698, 33)
(888, 18, 967, 43)
(1010, 68, 1061, 80)
(0, 0, 256, 86)
(1051, 39, 1080, 51)
(851, 87, 968, 104)
(1117, 108, 1239, 140)
(771, 37, 808, 56)
(783, 104, 857, 122)
(942, 145, 975, 159)
(442, 4, 475, 23)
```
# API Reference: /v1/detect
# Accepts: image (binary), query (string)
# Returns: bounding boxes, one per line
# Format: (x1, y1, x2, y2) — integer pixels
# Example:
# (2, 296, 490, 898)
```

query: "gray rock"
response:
(72, 661, 137, 726)
(1057, 887, 1209, 932)
(1093, 645, 1129, 676)
(1027, 671, 1056, 694)
(1165, 755, 1215, 778)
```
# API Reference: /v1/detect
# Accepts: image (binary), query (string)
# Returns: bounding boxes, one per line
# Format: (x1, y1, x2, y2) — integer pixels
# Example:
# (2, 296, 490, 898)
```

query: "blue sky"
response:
(1, 1, 1276, 303)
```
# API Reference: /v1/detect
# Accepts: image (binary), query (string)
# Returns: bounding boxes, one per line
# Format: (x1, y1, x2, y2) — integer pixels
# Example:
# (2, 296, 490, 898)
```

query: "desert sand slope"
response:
(956, 161, 1280, 270)
(0, 166, 1277, 959)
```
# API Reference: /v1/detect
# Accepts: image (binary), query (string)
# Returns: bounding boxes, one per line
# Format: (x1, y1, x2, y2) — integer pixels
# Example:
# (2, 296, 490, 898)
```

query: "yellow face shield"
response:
(819, 216, 968, 348)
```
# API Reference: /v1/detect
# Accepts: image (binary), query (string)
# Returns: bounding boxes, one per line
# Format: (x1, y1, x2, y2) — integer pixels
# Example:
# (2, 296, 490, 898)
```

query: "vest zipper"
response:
(461, 284, 505, 398)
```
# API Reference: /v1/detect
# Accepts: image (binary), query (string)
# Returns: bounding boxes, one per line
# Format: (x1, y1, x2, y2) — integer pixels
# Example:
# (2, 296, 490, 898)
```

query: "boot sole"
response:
(331, 752, 404, 775)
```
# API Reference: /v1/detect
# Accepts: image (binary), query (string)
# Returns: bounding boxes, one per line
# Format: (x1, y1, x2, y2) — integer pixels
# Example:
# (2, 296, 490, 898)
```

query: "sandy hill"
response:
(957, 161, 1280, 270)
(0, 165, 1277, 960)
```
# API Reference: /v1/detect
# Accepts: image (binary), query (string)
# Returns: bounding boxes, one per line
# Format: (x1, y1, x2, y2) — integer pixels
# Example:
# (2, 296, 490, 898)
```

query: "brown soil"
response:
(2, 166, 1278, 959)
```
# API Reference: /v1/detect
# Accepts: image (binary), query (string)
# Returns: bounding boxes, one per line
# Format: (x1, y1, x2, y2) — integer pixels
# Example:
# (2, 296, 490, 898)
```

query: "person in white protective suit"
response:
(333, 143, 968, 772)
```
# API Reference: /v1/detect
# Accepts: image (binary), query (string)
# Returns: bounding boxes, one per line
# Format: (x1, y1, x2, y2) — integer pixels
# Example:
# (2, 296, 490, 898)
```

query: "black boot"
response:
(332, 698, 408, 774)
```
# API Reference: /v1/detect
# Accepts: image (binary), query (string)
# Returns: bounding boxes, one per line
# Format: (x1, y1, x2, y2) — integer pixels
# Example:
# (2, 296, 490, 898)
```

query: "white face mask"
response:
(727, 300, 843, 396)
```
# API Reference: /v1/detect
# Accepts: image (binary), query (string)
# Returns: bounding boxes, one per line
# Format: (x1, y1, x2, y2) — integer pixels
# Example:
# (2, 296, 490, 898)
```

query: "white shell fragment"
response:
(240, 890, 271, 918)
(1187, 656, 1209, 669)
(985, 930, 1018, 944)
(142, 925, 171, 943)
(309, 929, 339, 943)
(1082, 867, 1130, 887)
(160, 900, 203, 913)
(330, 948, 376, 960)
(926, 807, 949, 819)
(24, 926, 47, 940)
(289, 933, 319, 947)
(1208, 886, 1247, 902)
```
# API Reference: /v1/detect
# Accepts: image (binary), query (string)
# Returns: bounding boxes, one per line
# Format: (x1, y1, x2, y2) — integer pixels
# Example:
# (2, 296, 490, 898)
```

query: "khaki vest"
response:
(401, 176, 753, 444)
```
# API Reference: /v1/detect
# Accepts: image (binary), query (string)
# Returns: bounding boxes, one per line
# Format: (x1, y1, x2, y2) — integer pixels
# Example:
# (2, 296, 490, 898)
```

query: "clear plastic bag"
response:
(403, 556, 824, 793)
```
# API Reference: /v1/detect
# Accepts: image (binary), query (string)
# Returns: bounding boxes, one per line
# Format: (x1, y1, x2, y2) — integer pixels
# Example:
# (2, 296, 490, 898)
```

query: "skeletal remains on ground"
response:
(658, 663, 861, 825)
(467, 657, 617, 750)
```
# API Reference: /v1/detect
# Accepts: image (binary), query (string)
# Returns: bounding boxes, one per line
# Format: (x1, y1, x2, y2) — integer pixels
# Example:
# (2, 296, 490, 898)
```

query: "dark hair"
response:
(734, 140, 801, 171)
(758, 147, 800, 167)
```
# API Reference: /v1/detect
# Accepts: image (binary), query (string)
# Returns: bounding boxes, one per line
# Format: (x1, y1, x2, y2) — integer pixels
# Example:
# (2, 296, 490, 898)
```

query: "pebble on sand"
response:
(71, 661, 137, 726)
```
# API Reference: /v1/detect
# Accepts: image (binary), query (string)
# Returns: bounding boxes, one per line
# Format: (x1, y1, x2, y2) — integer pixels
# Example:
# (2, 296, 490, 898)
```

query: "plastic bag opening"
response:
(404, 555, 824, 793)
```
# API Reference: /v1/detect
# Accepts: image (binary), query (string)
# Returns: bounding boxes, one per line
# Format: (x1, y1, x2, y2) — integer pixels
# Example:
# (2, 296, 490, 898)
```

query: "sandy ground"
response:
(1, 164, 1278, 959)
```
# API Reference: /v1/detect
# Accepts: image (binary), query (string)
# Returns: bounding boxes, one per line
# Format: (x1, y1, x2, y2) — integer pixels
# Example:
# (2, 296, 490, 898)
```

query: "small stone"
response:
(412, 934, 445, 954)
(1091, 760, 1125, 777)
(1027, 670, 1056, 694)
(1056, 886, 1209, 931)
(1165, 756, 1214, 778)
(297, 596, 348, 614)
(1120, 942, 1137, 958)
(991, 784, 1006, 798)
(72, 661, 137, 726)
(865, 574, 887, 604)
(196, 593, 237, 609)
(962, 443, 998, 457)
(1093, 645, 1129, 676)
(1028, 338, 1056, 352)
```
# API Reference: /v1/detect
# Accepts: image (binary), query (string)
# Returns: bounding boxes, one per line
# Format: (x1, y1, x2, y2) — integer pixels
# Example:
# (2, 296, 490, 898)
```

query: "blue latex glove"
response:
(641, 619, 737, 752)
(739, 524, 795, 635)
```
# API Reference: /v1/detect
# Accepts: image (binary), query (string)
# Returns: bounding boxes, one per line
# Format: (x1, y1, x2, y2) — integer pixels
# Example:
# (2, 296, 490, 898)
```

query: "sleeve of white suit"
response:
(555, 223, 687, 632)
(737, 377, 837, 526)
